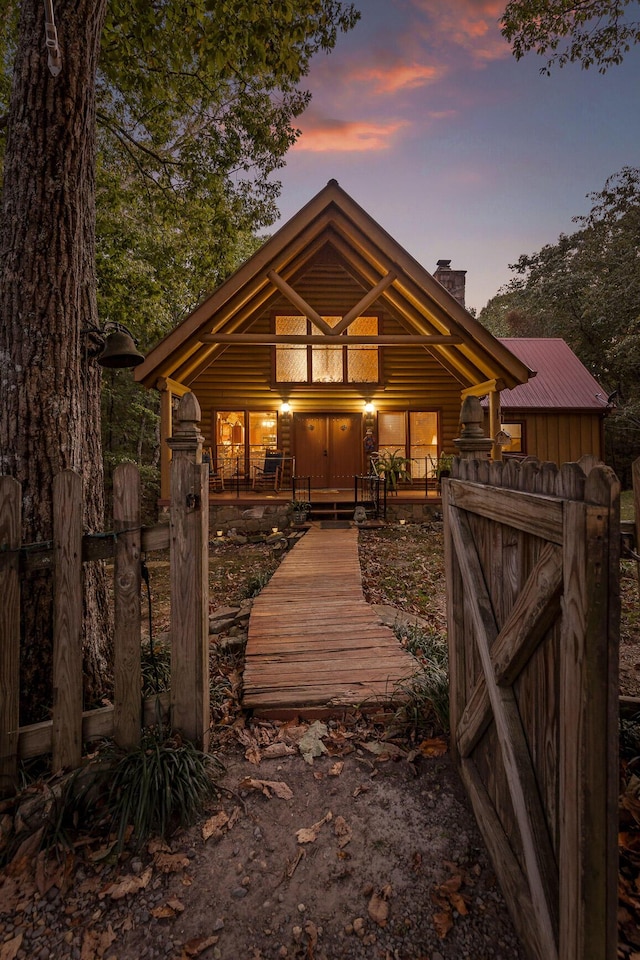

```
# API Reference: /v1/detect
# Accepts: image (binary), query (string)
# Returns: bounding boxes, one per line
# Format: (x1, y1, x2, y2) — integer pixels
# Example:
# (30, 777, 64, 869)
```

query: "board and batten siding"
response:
(509, 412, 604, 464)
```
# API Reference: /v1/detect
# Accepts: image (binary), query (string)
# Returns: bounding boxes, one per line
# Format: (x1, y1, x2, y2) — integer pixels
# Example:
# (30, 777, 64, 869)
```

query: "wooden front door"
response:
(293, 414, 362, 489)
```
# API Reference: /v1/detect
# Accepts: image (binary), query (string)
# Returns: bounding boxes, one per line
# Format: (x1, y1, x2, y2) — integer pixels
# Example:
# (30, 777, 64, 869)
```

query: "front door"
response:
(293, 414, 362, 489)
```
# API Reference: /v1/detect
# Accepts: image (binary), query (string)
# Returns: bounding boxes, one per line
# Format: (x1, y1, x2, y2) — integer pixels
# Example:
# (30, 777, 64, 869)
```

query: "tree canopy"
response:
(479, 167, 640, 481)
(501, 0, 640, 72)
(0, 0, 359, 718)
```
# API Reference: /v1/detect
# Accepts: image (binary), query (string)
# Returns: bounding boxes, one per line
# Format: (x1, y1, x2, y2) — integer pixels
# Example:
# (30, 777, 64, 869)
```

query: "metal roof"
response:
(497, 339, 609, 411)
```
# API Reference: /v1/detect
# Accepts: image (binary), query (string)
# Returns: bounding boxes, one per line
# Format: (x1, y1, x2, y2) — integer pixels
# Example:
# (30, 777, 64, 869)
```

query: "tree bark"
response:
(0, 0, 110, 721)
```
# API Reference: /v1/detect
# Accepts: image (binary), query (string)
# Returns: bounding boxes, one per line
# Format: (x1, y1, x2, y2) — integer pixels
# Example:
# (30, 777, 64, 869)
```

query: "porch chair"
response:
(252, 449, 283, 492)
(203, 448, 224, 492)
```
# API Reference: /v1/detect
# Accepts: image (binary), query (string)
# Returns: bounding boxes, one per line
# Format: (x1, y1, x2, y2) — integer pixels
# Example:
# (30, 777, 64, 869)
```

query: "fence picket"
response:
(0, 478, 21, 795)
(113, 463, 142, 749)
(52, 470, 84, 772)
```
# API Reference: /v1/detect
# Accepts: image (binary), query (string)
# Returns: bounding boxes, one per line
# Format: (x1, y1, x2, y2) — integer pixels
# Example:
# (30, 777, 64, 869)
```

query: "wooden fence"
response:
(443, 454, 619, 960)
(0, 393, 210, 796)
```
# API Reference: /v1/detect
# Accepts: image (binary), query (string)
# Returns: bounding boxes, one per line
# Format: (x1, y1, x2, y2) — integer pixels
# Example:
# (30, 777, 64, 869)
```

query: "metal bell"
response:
(97, 329, 145, 368)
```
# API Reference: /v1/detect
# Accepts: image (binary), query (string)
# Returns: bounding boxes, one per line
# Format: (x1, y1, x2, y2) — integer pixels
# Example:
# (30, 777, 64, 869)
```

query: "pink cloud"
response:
(292, 116, 409, 153)
(349, 62, 446, 94)
(409, 0, 510, 64)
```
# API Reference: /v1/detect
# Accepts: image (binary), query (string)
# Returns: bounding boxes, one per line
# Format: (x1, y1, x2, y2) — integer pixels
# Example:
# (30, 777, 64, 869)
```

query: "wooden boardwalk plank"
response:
(242, 526, 417, 715)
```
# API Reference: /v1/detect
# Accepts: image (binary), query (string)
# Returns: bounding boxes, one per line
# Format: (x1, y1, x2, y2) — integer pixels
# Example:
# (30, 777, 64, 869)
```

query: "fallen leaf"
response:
(100, 866, 152, 900)
(418, 737, 448, 757)
(262, 742, 296, 759)
(0, 934, 22, 960)
(148, 839, 171, 855)
(245, 745, 262, 765)
(36, 850, 74, 896)
(151, 898, 184, 919)
(329, 761, 344, 776)
(182, 935, 219, 957)
(334, 816, 352, 848)
(202, 810, 229, 842)
(80, 925, 116, 960)
(239, 777, 294, 800)
(368, 884, 392, 926)
(433, 909, 453, 939)
(360, 741, 406, 761)
(298, 721, 329, 764)
(153, 852, 190, 873)
(353, 784, 370, 798)
(296, 811, 333, 844)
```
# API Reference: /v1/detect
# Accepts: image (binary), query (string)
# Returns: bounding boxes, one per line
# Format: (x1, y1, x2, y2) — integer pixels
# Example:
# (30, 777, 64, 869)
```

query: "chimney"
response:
(434, 259, 466, 309)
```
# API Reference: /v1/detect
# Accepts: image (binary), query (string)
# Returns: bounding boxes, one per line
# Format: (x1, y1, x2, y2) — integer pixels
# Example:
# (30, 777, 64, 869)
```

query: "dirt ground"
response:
(114, 724, 526, 960)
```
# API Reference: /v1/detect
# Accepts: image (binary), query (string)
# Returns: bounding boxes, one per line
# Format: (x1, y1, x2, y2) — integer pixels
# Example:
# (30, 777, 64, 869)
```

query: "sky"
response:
(270, 0, 640, 313)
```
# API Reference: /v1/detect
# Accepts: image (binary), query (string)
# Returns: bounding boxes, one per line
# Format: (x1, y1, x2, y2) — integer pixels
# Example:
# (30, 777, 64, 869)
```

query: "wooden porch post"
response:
(167, 393, 210, 749)
(489, 389, 502, 461)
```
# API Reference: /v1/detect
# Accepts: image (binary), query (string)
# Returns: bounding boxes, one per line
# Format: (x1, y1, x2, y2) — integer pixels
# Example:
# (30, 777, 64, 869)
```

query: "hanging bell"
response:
(97, 328, 145, 368)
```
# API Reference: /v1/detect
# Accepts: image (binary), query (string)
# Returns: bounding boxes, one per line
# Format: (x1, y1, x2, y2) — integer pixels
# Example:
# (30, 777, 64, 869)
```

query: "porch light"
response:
(364, 401, 375, 413)
(281, 402, 291, 414)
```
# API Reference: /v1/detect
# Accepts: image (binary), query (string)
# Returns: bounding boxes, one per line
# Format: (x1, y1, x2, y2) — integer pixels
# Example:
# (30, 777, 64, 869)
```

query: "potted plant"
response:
(290, 499, 311, 524)
(436, 452, 454, 488)
(373, 449, 413, 493)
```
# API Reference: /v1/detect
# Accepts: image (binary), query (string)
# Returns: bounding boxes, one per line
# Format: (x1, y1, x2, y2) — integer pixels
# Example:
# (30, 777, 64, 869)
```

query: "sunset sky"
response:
(272, 0, 640, 312)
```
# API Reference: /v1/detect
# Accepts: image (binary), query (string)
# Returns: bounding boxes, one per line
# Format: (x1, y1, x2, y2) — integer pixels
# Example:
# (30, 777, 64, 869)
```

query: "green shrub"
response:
(47, 726, 223, 853)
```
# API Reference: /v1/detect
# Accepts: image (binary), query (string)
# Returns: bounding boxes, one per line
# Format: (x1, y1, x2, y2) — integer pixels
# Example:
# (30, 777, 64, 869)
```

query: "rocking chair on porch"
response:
(252, 449, 283, 492)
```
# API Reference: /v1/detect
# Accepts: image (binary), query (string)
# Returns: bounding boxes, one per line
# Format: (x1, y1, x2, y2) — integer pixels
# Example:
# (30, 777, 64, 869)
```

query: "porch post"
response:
(489, 389, 502, 461)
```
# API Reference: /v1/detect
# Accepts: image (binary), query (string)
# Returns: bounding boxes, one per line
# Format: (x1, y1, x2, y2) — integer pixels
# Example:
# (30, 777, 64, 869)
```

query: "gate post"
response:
(167, 393, 210, 750)
(454, 396, 493, 462)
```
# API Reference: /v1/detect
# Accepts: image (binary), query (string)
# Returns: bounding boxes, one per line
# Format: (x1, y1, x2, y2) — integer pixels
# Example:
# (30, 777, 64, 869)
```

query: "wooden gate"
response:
(443, 455, 619, 960)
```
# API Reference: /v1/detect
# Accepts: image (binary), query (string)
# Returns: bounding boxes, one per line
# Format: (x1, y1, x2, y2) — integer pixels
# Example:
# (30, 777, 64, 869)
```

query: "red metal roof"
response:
(497, 338, 609, 411)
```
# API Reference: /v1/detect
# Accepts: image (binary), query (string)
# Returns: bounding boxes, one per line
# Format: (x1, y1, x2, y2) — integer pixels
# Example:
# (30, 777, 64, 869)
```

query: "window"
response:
(215, 410, 277, 475)
(378, 411, 439, 479)
(274, 315, 379, 384)
(409, 412, 438, 479)
(500, 422, 524, 453)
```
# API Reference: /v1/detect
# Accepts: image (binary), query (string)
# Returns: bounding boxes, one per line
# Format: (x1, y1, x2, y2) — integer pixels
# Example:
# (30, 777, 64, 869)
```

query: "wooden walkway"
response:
(242, 526, 417, 716)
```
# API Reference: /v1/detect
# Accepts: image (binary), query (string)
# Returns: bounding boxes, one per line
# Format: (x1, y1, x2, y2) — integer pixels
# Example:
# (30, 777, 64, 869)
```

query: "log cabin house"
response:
(134, 180, 607, 508)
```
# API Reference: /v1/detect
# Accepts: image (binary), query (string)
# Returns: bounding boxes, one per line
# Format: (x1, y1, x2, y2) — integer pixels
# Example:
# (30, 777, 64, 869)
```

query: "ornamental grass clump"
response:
(393, 621, 450, 733)
(43, 725, 223, 855)
(100, 727, 223, 850)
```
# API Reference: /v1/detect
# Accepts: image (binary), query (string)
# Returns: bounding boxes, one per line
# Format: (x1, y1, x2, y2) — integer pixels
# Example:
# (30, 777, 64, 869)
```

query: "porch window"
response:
(215, 410, 277, 476)
(378, 411, 439, 479)
(378, 412, 407, 461)
(409, 412, 439, 479)
(274, 315, 379, 384)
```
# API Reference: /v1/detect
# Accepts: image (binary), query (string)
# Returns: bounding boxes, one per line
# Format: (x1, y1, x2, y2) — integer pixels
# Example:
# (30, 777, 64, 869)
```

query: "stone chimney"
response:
(433, 259, 466, 309)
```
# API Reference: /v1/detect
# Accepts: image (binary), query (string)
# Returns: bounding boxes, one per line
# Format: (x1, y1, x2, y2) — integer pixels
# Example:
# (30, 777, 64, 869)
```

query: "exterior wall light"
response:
(281, 402, 291, 414)
(364, 402, 375, 414)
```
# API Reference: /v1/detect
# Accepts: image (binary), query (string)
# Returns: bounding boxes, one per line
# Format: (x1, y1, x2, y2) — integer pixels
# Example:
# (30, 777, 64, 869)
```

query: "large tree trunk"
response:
(0, 0, 110, 722)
